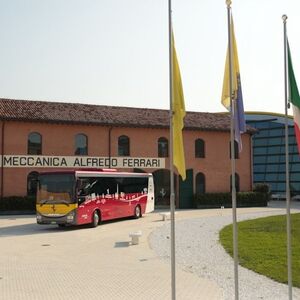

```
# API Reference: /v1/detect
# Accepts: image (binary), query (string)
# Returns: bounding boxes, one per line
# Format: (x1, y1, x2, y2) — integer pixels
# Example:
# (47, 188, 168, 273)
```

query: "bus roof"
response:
(38, 169, 152, 177)
(75, 170, 152, 178)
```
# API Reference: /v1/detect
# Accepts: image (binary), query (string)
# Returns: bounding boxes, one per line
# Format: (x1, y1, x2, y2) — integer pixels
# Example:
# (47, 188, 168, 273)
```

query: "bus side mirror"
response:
(78, 196, 86, 205)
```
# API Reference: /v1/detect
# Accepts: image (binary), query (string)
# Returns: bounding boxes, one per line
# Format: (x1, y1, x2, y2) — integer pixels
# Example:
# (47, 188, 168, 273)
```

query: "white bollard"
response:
(129, 231, 142, 245)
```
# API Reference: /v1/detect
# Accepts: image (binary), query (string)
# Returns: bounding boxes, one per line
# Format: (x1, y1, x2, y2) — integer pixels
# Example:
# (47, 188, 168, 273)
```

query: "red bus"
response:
(36, 169, 154, 227)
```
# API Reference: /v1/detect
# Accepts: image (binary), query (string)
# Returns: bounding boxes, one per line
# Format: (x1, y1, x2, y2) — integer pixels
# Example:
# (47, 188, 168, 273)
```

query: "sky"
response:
(0, 0, 300, 115)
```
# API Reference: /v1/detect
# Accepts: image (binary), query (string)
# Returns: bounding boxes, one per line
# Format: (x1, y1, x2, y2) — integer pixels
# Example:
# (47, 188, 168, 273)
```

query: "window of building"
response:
(118, 135, 130, 156)
(269, 128, 284, 137)
(229, 141, 239, 159)
(277, 173, 285, 181)
(253, 138, 268, 147)
(265, 173, 277, 181)
(266, 164, 279, 172)
(267, 155, 280, 164)
(267, 146, 281, 155)
(75, 134, 88, 155)
(254, 156, 267, 164)
(291, 182, 300, 192)
(158, 137, 169, 157)
(247, 115, 300, 196)
(277, 182, 286, 192)
(291, 163, 300, 172)
(230, 173, 240, 192)
(196, 172, 205, 194)
(195, 139, 205, 158)
(27, 171, 39, 196)
(268, 137, 284, 146)
(253, 165, 266, 173)
(253, 147, 266, 155)
(289, 126, 295, 135)
(278, 164, 285, 172)
(255, 174, 266, 181)
(28, 132, 42, 155)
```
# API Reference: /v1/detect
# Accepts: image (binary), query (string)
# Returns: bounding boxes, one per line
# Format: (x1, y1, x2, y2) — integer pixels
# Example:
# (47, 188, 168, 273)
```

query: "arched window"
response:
(75, 134, 88, 155)
(229, 140, 239, 159)
(158, 137, 169, 157)
(28, 132, 42, 155)
(230, 173, 240, 192)
(27, 171, 39, 196)
(195, 139, 205, 158)
(196, 172, 205, 194)
(118, 135, 130, 156)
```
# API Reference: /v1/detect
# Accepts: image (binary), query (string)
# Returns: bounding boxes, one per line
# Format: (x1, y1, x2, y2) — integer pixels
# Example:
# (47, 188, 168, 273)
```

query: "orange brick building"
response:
(0, 98, 254, 208)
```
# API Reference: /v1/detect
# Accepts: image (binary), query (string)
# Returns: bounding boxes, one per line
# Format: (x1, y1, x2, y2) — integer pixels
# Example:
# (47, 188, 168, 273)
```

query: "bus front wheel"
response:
(134, 205, 142, 219)
(91, 210, 100, 228)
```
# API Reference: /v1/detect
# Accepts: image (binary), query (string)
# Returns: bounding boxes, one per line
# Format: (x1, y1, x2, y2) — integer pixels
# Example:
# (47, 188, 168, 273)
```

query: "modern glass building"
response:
(246, 112, 300, 196)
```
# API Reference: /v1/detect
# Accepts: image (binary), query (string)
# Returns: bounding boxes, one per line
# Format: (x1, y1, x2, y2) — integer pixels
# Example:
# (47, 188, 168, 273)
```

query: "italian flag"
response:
(288, 40, 300, 155)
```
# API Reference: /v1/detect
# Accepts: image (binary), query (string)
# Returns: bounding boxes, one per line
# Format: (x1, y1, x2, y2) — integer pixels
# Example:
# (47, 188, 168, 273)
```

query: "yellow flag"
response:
(221, 16, 246, 152)
(221, 18, 240, 109)
(172, 33, 186, 181)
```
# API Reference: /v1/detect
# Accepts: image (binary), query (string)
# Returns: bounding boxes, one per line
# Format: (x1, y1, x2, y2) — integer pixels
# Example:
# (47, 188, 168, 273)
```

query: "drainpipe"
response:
(108, 127, 113, 168)
(250, 134, 254, 191)
(1, 121, 5, 199)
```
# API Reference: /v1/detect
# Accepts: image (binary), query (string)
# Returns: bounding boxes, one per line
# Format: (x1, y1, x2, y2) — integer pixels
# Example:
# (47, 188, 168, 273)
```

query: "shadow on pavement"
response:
(0, 215, 144, 237)
(0, 223, 84, 237)
(114, 241, 130, 248)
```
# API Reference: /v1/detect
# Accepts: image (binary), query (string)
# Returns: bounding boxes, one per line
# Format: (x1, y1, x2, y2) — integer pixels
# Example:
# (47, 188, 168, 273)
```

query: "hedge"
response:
(253, 183, 271, 194)
(194, 192, 269, 209)
(0, 196, 36, 212)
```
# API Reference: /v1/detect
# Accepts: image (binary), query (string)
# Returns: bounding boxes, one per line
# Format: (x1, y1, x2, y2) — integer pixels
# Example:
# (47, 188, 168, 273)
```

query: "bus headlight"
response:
(67, 212, 75, 221)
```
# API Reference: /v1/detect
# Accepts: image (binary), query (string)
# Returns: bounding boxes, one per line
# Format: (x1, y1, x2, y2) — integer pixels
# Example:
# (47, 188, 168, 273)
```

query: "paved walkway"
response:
(0, 202, 298, 299)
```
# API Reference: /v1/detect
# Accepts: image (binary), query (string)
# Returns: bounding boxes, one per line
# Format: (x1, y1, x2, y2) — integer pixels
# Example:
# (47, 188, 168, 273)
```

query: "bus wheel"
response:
(134, 205, 141, 219)
(91, 210, 100, 228)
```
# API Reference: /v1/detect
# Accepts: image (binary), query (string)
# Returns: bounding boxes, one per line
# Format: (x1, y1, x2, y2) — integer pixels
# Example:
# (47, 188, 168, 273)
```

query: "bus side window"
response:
(116, 178, 125, 193)
(89, 179, 102, 195)
(104, 178, 117, 195)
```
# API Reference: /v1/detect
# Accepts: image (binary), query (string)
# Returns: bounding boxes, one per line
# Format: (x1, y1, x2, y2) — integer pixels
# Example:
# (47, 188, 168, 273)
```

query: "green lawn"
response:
(219, 213, 300, 287)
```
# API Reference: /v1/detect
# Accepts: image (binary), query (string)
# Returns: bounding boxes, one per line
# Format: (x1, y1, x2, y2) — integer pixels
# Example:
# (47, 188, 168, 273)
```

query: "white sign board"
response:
(0, 155, 165, 169)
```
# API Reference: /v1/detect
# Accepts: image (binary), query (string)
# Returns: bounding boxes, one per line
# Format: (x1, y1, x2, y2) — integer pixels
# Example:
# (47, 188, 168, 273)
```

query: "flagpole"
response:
(226, 1, 239, 299)
(168, 0, 176, 299)
(282, 14, 293, 300)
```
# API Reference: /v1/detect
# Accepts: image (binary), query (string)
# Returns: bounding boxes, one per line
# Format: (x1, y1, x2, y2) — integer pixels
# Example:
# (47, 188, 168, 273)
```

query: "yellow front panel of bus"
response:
(36, 203, 77, 216)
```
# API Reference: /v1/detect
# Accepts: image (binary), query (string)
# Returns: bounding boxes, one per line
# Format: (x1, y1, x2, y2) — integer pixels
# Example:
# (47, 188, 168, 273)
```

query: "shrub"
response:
(0, 196, 36, 211)
(194, 192, 268, 209)
(253, 183, 270, 194)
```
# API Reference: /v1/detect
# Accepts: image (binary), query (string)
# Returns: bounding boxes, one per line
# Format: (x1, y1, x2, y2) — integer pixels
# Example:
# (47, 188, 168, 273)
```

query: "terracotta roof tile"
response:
(0, 98, 254, 133)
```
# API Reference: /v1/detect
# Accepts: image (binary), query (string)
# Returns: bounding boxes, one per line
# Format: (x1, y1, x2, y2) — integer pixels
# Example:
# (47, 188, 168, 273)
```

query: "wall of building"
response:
(184, 130, 252, 193)
(0, 120, 253, 201)
(246, 113, 300, 195)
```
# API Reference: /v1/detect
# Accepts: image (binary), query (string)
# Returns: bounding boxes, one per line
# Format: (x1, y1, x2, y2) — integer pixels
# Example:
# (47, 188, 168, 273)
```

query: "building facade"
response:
(246, 112, 300, 196)
(0, 99, 254, 208)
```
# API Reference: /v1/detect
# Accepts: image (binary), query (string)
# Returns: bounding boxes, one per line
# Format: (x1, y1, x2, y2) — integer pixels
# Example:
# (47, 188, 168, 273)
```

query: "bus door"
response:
(146, 176, 155, 213)
(76, 178, 96, 224)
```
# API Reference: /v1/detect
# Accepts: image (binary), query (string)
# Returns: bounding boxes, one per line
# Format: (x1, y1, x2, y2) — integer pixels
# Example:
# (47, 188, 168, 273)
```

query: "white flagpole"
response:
(226, 1, 239, 299)
(168, 1, 176, 299)
(282, 14, 293, 300)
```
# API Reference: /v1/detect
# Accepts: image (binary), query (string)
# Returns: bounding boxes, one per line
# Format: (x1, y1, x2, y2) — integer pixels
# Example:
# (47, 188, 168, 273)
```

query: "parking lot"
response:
(1, 203, 299, 300)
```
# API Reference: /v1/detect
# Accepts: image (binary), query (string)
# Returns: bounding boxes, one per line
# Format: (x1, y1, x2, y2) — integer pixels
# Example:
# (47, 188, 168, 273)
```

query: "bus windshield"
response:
(37, 173, 76, 205)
